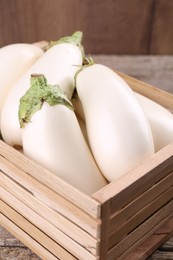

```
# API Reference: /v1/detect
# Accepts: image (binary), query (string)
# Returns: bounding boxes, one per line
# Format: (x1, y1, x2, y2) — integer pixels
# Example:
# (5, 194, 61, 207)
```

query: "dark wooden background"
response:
(0, 0, 173, 54)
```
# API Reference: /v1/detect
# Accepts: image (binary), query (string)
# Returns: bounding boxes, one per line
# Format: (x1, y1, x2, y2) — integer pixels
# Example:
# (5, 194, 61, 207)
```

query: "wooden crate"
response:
(0, 73, 173, 260)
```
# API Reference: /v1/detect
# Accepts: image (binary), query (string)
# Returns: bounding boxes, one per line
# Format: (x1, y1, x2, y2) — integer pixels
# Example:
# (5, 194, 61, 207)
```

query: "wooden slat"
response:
(0, 140, 100, 219)
(117, 214, 173, 260)
(99, 201, 111, 260)
(150, 0, 173, 55)
(0, 171, 99, 255)
(0, 155, 100, 239)
(109, 187, 173, 248)
(125, 217, 173, 260)
(107, 200, 173, 259)
(0, 0, 154, 54)
(0, 187, 97, 260)
(0, 200, 75, 260)
(110, 171, 173, 231)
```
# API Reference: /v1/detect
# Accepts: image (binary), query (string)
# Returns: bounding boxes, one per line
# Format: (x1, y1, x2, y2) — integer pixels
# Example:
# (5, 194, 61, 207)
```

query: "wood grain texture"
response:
(150, 0, 173, 54)
(125, 218, 173, 260)
(0, 0, 157, 54)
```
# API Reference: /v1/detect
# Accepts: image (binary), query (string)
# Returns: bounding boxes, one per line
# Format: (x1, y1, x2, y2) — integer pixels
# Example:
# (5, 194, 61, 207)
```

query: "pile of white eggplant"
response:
(0, 32, 173, 195)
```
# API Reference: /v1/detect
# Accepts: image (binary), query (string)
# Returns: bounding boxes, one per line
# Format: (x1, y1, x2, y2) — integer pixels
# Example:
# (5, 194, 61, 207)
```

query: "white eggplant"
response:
(0, 43, 43, 119)
(76, 64, 154, 182)
(19, 75, 107, 195)
(73, 89, 173, 153)
(1, 32, 83, 147)
(135, 93, 173, 152)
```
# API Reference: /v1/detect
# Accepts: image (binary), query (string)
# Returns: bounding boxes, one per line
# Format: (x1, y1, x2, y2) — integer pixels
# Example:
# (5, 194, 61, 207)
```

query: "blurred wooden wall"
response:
(0, 0, 173, 54)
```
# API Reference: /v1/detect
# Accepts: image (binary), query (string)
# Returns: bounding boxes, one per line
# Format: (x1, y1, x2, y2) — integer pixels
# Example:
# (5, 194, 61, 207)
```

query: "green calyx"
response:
(83, 55, 95, 66)
(46, 31, 84, 53)
(18, 74, 73, 128)
(56, 31, 83, 45)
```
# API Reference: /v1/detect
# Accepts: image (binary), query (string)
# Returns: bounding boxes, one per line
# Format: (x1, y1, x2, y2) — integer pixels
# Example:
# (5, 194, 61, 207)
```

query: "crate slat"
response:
(109, 186, 173, 247)
(99, 201, 111, 260)
(107, 200, 173, 259)
(118, 215, 173, 260)
(110, 171, 173, 231)
(0, 171, 100, 255)
(0, 140, 100, 219)
(124, 217, 173, 260)
(0, 200, 76, 260)
(0, 187, 98, 260)
(0, 153, 100, 239)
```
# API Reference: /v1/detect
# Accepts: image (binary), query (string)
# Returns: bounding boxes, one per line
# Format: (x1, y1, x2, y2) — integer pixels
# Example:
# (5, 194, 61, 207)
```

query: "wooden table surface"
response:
(0, 55, 173, 259)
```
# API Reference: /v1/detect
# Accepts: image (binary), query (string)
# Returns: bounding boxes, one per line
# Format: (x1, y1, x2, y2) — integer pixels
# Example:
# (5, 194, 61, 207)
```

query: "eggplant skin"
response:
(76, 64, 154, 182)
(135, 92, 173, 152)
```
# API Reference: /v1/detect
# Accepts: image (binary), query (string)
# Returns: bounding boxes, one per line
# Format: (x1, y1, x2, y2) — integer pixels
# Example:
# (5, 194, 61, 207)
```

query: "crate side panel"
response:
(0, 171, 100, 255)
(0, 154, 100, 239)
(107, 200, 173, 259)
(0, 188, 99, 260)
(110, 170, 173, 231)
(109, 186, 173, 248)
(0, 140, 100, 219)
(0, 201, 76, 260)
(117, 214, 173, 260)
(124, 217, 173, 260)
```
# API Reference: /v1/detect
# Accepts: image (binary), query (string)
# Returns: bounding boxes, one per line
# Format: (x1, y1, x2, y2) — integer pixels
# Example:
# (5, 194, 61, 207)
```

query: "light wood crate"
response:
(0, 72, 173, 260)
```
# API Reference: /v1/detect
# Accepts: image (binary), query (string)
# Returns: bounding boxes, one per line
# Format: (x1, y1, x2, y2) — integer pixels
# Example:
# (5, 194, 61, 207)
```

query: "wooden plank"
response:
(0, 140, 101, 219)
(0, 200, 75, 260)
(80, 0, 153, 54)
(0, 187, 98, 260)
(0, 155, 100, 239)
(107, 200, 173, 259)
(124, 218, 173, 260)
(150, 0, 173, 54)
(118, 215, 173, 260)
(0, 0, 154, 54)
(0, 171, 99, 255)
(99, 201, 111, 260)
(109, 187, 173, 248)
(110, 171, 173, 231)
